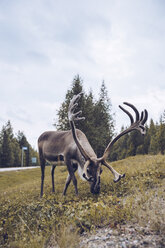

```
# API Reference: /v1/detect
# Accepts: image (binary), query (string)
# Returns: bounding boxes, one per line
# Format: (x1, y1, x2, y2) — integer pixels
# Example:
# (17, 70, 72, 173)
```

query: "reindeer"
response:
(38, 93, 148, 197)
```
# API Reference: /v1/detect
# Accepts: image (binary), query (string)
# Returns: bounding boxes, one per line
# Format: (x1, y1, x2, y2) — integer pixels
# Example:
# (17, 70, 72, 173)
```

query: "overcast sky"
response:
(0, 0, 165, 149)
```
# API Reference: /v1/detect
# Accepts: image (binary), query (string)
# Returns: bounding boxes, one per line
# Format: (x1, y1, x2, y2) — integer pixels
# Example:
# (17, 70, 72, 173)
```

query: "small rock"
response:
(106, 233, 111, 238)
(106, 241, 115, 247)
(121, 241, 127, 248)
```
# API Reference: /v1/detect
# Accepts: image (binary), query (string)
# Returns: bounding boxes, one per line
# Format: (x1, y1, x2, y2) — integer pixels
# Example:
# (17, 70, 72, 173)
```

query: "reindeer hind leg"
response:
(40, 158, 46, 198)
(51, 165, 56, 193)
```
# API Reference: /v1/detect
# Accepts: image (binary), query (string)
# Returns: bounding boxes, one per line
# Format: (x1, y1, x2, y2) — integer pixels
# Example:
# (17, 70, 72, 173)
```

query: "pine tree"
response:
(55, 75, 84, 130)
(142, 125, 150, 154)
(160, 110, 165, 124)
(55, 77, 115, 157)
(80, 90, 96, 148)
(16, 131, 30, 167)
(11, 138, 21, 167)
(0, 121, 14, 167)
(157, 124, 165, 154)
(0, 122, 39, 168)
(109, 126, 129, 161)
(93, 81, 114, 157)
(148, 119, 159, 154)
(157, 113, 165, 155)
(127, 130, 144, 157)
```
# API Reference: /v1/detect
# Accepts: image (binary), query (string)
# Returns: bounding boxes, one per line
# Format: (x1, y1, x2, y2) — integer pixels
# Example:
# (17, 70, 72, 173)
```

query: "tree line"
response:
(109, 117, 165, 161)
(1, 75, 164, 167)
(0, 121, 39, 168)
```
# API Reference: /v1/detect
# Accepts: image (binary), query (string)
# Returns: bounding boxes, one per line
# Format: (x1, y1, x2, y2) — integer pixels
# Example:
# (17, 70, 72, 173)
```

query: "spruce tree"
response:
(157, 113, 165, 155)
(0, 121, 14, 167)
(55, 77, 115, 157)
(11, 138, 21, 167)
(55, 75, 84, 130)
(0, 122, 39, 167)
(80, 90, 96, 148)
(148, 119, 159, 154)
(93, 81, 114, 157)
(16, 131, 30, 167)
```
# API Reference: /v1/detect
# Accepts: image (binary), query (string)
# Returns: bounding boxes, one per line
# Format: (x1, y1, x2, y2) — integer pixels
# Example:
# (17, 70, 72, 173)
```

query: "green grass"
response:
(0, 155, 165, 248)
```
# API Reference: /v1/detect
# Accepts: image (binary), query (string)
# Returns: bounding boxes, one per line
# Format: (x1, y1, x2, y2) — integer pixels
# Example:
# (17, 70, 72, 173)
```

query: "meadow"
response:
(0, 155, 165, 248)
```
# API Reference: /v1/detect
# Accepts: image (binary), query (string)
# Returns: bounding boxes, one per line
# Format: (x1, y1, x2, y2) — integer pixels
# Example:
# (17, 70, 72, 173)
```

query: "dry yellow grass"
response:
(0, 155, 164, 247)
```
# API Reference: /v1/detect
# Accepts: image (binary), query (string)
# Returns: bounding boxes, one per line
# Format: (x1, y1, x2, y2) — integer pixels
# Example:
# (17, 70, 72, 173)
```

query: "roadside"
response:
(0, 166, 39, 172)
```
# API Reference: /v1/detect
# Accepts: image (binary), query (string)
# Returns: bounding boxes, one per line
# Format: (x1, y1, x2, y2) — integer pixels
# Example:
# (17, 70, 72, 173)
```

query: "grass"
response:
(0, 155, 165, 247)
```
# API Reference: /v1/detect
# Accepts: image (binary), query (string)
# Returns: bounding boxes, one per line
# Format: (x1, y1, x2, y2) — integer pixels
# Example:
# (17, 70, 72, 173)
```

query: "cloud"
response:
(0, 100, 60, 148)
(113, 87, 165, 132)
(0, 0, 165, 148)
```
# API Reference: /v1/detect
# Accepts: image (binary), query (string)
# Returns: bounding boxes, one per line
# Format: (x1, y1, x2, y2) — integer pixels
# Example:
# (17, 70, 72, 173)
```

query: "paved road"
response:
(0, 166, 39, 172)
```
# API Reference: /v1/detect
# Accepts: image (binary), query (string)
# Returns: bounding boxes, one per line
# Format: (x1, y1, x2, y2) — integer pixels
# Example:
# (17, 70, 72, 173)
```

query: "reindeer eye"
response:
(87, 167, 93, 176)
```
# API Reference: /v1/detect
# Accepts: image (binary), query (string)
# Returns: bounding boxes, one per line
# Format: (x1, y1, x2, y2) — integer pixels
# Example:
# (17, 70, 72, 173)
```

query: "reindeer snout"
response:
(91, 185, 100, 194)
(90, 176, 100, 194)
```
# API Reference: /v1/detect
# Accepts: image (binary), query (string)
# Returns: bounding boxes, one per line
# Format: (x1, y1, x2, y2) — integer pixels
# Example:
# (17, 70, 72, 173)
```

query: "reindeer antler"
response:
(100, 102, 148, 160)
(120, 102, 148, 132)
(68, 95, 148, 185)
(68, 92, 90, 161)
(68, 93, 85, 122)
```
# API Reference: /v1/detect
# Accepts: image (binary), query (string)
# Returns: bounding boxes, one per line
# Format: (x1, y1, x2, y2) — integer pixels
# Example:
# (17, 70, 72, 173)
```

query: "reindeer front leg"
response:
(63, 174, 72, 195)
(63, 163, 78, 195)
(64, 158, 78, 195)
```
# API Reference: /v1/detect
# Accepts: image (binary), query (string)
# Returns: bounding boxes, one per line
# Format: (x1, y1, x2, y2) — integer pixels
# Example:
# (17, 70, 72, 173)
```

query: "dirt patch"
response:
(80, 224, 165, 248)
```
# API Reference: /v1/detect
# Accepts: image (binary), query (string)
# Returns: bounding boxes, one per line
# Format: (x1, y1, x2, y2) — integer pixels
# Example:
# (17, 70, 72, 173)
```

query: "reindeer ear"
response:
(83, 160, 91, 178)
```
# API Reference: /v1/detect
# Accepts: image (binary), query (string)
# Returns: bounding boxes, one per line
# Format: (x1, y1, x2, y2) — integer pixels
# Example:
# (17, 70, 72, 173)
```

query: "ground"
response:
(80, 179, 165, 248)
(80, 223, 165, 248)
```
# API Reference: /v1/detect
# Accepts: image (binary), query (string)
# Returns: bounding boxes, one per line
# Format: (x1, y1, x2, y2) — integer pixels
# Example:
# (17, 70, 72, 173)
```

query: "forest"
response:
(0, 121, 38, 168)
(0, 75, 165, 168)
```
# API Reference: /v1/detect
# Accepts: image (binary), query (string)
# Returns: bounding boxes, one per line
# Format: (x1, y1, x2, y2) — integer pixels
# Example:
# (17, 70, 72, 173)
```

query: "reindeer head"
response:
(82, 158, 103, 194)
(68, 93, 148, 194)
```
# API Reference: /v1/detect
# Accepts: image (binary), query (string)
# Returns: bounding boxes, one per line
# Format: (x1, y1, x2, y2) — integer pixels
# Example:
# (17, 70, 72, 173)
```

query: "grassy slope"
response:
(0, 155, 165, 248)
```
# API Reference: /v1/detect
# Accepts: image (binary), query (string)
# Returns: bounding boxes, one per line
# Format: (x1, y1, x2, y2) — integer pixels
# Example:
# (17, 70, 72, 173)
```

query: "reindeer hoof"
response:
(113, 173, 125, 183)
(113, 175, 121, 183)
